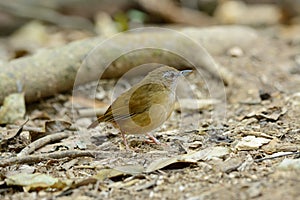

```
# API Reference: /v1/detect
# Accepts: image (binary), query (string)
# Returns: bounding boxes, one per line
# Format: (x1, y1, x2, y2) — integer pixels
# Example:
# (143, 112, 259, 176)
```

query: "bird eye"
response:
(163, 71, 176, 79)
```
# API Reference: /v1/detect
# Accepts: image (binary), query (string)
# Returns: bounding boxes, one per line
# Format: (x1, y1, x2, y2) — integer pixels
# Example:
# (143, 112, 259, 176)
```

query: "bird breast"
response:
(117, 84, 176, 134)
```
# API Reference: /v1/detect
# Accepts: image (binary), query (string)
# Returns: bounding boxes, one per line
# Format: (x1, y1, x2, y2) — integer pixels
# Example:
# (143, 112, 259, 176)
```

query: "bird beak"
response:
(180, 69, 193, 76)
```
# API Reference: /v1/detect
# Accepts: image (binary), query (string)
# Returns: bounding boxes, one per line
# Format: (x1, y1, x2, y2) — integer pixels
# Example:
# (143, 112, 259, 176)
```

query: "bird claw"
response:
(146, 133, 161, 144)
(121, 132, 131, 150)
(146, 134, 169, 147)
(121, 132, 169, 150)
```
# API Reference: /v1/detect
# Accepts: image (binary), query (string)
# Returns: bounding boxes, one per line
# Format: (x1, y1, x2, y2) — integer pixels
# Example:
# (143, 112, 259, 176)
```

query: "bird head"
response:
(146, 66, 192, 90)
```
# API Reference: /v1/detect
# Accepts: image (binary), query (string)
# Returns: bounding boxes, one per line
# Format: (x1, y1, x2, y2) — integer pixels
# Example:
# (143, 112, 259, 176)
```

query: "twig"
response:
(255, 152, 300, 162)
(0, 150, 97, 167)
(17, 131, 72, 156)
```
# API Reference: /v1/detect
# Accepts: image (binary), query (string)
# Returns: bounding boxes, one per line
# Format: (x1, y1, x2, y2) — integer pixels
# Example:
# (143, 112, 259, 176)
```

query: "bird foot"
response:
(145, 134, 170, 148)
(121, 132, 168, 150)
(146, 133, 161, 144)
(121, 132, 131, 151)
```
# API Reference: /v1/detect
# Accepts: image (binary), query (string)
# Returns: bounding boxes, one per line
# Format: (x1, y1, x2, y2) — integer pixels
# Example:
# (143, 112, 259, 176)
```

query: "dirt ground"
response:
(1, 25, 300, 200)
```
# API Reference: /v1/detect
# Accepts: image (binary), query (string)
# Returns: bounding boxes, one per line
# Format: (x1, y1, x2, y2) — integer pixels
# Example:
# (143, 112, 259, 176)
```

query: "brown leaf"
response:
(45, 120, 72, 133)
(145, 157, 197, 173)
(243, 106, 287, 121)
(94, 168, 127, 181)
(0, 93, 25, 124)
(5, 173, 71, 192)
(94, 165, 144, 181)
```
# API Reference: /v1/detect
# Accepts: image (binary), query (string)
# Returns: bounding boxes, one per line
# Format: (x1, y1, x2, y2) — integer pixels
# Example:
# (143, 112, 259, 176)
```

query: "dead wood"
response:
(137, 0, 215, 26)
(17, 131, 73, 156)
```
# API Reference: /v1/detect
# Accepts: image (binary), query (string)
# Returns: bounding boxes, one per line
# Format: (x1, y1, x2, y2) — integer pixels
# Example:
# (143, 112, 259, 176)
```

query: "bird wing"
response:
(87, 105, 134, 129)
(87, 83, 168, 129)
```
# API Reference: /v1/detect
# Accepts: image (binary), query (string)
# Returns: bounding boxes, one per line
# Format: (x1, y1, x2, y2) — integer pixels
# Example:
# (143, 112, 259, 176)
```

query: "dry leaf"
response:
(94, 165, 144, 181)
(113, 165, 145, 175)
(235, 136, 271, 150)
(261, 138, 280, 154)
(5, 173, 71, 192)
(182, 146, 230, 161)
(45, 120, 72, 132)
(94, 168, 127, 181)
(145, 147, 230, 173)
(0, 93, 25, 124)
(0, 128, 21, 141)
(145, 157, 197, 173)
(10, 20, 49, 54)
(219, 157, 244, 173)
(243, 106, 287, 121)
(5, 165, 36, 176)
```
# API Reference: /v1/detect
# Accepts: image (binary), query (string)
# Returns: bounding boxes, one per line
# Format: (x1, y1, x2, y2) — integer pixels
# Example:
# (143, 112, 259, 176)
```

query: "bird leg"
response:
(146, 133, 161, 144)
(121, 131, 130, 150)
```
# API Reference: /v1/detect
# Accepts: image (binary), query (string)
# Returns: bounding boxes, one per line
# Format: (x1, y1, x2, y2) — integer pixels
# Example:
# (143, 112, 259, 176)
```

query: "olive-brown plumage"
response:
(88, 66, 192, 149)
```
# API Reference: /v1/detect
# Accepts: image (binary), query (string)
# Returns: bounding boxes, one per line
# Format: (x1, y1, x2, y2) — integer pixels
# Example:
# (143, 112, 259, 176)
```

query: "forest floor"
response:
(1, 25, 300, 200)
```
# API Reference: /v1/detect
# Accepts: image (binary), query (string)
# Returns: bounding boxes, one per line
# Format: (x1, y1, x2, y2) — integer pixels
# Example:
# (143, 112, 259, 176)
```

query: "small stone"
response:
(227, 46, 243, 57)
(235, 136, 271, 150)
(277, 158, 300, 170)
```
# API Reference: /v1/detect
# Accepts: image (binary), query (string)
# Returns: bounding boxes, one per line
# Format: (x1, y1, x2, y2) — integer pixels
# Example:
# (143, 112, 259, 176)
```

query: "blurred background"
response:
(0, 0, 299, 60)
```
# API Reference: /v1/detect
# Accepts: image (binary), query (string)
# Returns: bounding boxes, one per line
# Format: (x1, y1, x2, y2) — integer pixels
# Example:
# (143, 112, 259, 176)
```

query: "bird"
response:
(88, 65, 192, 149)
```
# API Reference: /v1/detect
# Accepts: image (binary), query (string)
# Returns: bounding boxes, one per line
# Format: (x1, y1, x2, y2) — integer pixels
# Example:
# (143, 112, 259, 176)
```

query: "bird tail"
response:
(87, 115, 106, 129)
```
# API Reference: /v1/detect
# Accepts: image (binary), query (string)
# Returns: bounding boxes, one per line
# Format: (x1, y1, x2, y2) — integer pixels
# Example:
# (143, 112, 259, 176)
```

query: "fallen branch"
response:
(255, 152, 300, 162)
(0, 1, 94, 31)
(0, 26, 258, 104)
(17, 132, 73, 156)
(137, 0, 215, 26)
(0, 150, 96, 167)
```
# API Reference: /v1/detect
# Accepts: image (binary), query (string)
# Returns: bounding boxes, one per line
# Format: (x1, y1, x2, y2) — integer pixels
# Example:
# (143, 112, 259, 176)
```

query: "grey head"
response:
(144, 66, 192, 91)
